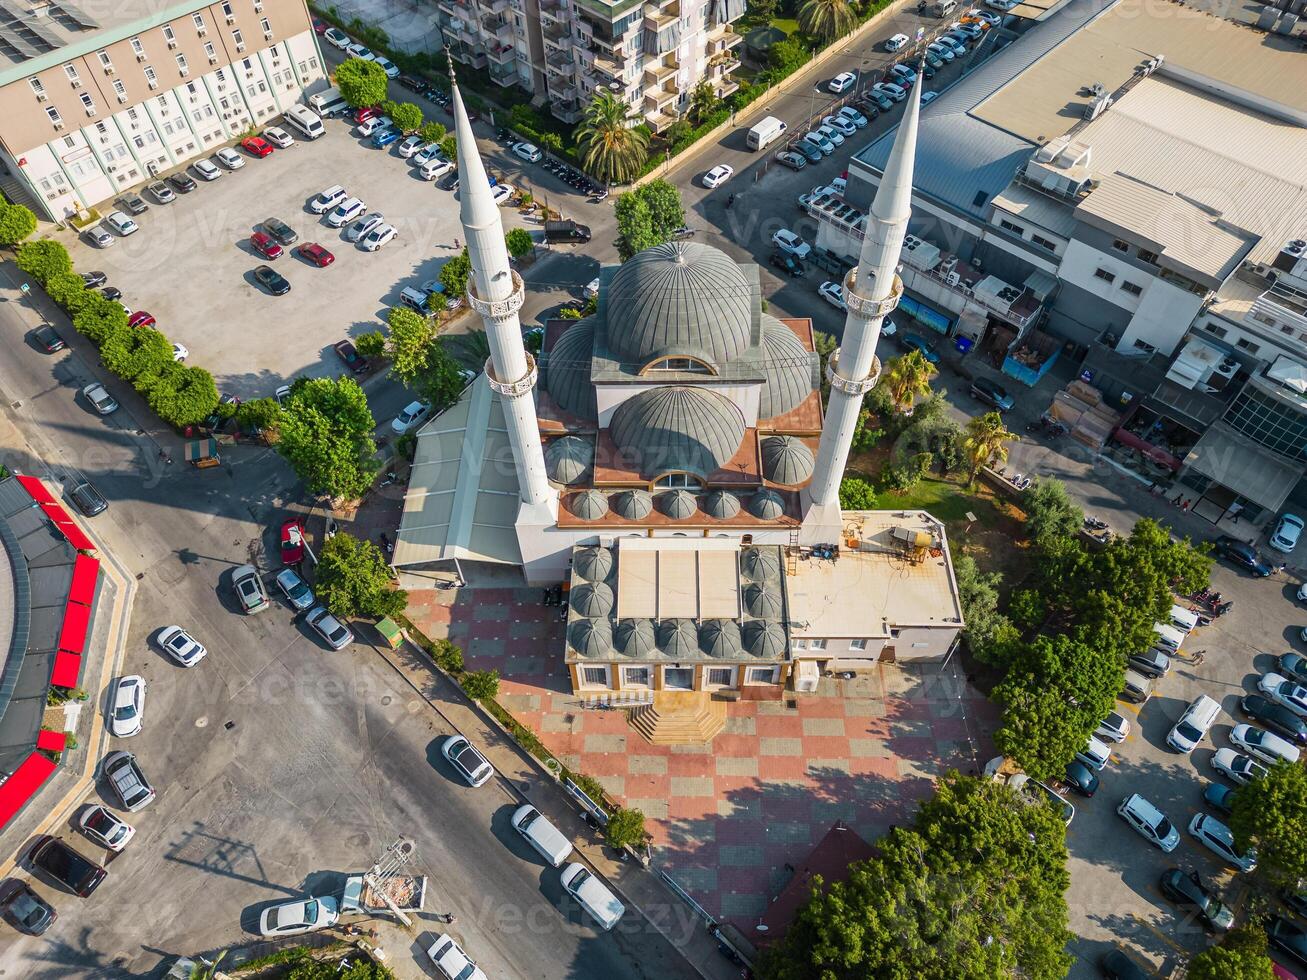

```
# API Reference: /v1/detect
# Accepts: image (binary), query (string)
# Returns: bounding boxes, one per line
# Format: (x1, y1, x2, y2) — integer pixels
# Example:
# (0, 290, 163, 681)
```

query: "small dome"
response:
(606, 242, 754, 367)
(546, 436, 593, 485)
(574, 546, 614, 582)
(660, 489, 697, 520)
(741, 547, 780, 579)
(613, 488, 653, 520)
(700, 619, 741, 658)
(748, 489, 786, 520)
(743, 620, 788, 658)
(745, 583, 784, 619)
(543, 320, 597, 419)
(703, 489, 741, 519)
(608, 386, 746, 480)
(658, 618, 698, 658)
(758, 319, 817, 419)
(761, 436, 815, 486)
(569, 619, 612, 657)
(615, 618, 656, 656)
(569, 489, 609, 520)
(571, 581, 614, 617)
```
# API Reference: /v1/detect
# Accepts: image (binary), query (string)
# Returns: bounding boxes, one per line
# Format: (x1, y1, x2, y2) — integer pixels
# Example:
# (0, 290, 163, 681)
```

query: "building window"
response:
(176, 54, 189, 74)
(793, 639, 807, 651)
(890, 628, 901, 639)
(1133, 339, 1156, 354)
(193, 13, 205, 29)
(706, 667, 734, 687)
(1120, 281, 1143, 297)
(98, 50, 113, 70)
(28, 77, 44, 96)
(46, 106, 62, 126)
(95, 121, 107, 134)
(232, 29, 244, 48)
(1205, 323, 1228, 339)
(998, 219, 1024, 235)
(260, 17, 271, 34)
(1093, 268, 1116, 284)
(205, 42, 217, 60)
(144, 66, 158, 86)
(1138, 249, 1158, 264)
(216, 69, 226, 83)
(112, 80, 126, 99)
(746, 666, 779, 684)
(221, 0, 233, 15)
(63, 63, 80, 83)
(1236, 337, 1260, 354)
(1251, 311, 1278, 328)
(580, 666, 609, 687)
(1111, 239, 1129, 253)
(62, 135, 75, 148)
(850, 638, 868, 650)
(130, 36, 144, 56)
(162, 25, 176, 43)
(644, 356, 712, 373)
(243, 57, 253, 71)
(1031, 234, 1057, 252)
(127, 107, 138, 121)
(653, 473, 701, 489)
(79, 92, 95, 115)
(622, 666, 650, 687)
(808, 639, 827, 650)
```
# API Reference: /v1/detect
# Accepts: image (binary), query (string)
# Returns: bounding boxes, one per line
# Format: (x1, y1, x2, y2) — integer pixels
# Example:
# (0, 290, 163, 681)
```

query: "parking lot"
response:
(59, 116, 531, 400)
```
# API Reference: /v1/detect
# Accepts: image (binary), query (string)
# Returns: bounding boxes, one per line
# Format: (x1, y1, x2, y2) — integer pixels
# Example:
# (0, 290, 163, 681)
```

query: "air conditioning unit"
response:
(209, 55, 218, 63)
(236, 43, 245, 51)
(36, 92, 47, 102)
(168, 39, 178, 48)
(197, 28, 207, 37)
(70, 79, 81, 88)
(225, 13, 235, 22)
(103, 65, 113, 75)
(179, 67, 189, 76)
(136, 53, 146, 62)
(52, 121, 64, 130)
(117, 94, 128, 103)
(254, 0, 263, 9)
(263, 30, 272, 39)
(148, 80, 159, 89)
(84, 107, 95, 117)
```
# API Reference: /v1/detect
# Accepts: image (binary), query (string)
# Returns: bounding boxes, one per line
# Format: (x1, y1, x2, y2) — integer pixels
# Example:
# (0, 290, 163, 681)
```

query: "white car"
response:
(374, 55, 400, 78)
(1230, 724, 1300, 765)
(490, 183, 513, 205)
(772, 229, 811, 260)
(836, 106, 868, 129)
(158, 625, 207, 667)
(264, 126, 295, 148)
(1189, 813, 1257, 872)
(427, 934, 488, 980)
(275, 567, 315, 611)
(259, 896, 340, 937)
(215, 147, 244, 170)
(1271, 514, 1304, 553)
(171, 343, 188, 362)
(1117, 794, 1179, 852)
(109, 675, 146, 738)
(413, 143, 443, 166)
(392, 400, 433, 434)
(815, 124, 845, 146)
(873, 81, 907, 103)
(1094, 710, 1131, 743)
(885, 33, 909, 52)
(827, 71, 856, 94)
(345, 212, 385, 243)
(346, 42, 375, 60)
(327, 197, 366, 227)
(83, 382, 118, 415)
(357, 115, 392, 137)
(310, 185, 346, 214)
(323, 27, 350, 50)
(442, 734, 493, 786)
(78, 804, 135, 851)
(1212, 747, 1268, 786)
(192, 158, 221, 181)
(512, 141, 543, 163)
(359, 222, 396, 251)
(818, 280, 846, 310)
(928, 41, 956, 62)
(104, 210, 138, 236)
(1259, 672, 1307, 717)
(397, 135, 425, 158)
(701, 164, 734, 189)
(419, 158, 455, 181)
(822, 115, 856, 137)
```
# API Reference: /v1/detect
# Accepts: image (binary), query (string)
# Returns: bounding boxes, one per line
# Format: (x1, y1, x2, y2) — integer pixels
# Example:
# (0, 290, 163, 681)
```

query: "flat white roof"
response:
(613, 537, 742, 621)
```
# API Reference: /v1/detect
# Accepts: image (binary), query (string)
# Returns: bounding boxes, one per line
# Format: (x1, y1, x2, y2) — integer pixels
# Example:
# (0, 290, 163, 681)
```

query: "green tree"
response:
(460, 668, 500, 701)
(43, 271, 88, 312)
(315, 532, 407, 619)
(385, 306, 434, 388)
(839, 476, 876, 510)
(505, 227, 534, 260)
(100, 326, 171, 383)
(276, 377, 379, 501)
(147, 365, 220, 428)
(614, 178, 686, 260)
(439, 248, 472, 299)
(687, 79, 715, 125)
(962, 411, 1017, 487)
(235, 397, 282, 438)
(881, 350, 937, 415)
(953, 556, 1016, 665)
(16, 239, 72, 283)
(73, 295, 129, 344)
(333, 57, 388, 108)
(1231, 759, 1307, 887)
(419, 120, 447, 145)
(438, 134, 457, 162)
(769, 36, 811, 75)
(1023, 477, 1083, 549)
(748, 0, 779, 23)
(797, 0, 857, 40)
(391, 101, 423, 132)
(420, 339, 471, 410)
(573, 90, 649, 185)
(355, 330, 387, 359)
(850, 409, 883, 453)
(1188, 926, 1276, 980)
(604, 807, 646, 850)
(763, 772, 1072, 980)
(0, 201, 37, 245)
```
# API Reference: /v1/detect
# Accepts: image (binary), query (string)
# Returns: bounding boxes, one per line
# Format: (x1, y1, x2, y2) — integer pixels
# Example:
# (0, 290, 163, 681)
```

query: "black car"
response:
(30, 836, 107, 897)
(1, 882, 56, 935)
(262, 217, 299, 246)
(333, 339, 368, 374)
(437, 171, 460, 192)
(117, 192, 148, 215)
(1099, 947, 1150, 980)
(1158, 868, 1233, 932)
(1063, 759, 1098, 797)
(168, 172, 197, 193)
(543, 219, 591, 244)
(769, 251, 806, 278)
(253, 264, 290, 296)
(1127, 649, 1172, 679)
(1283, 889, 1307, 920)
(397, 74, 424, 92)
(101, 286, 122, 302)
(970, 377, 1015, 411)
(33, 322, 64, 353)
(69, 481, 108, 517)
(80, 270, 107, 288)
(1240, 693, 1307, 745)
(1269, 915, 1307, 966)
(1214, 536, 1272, 576)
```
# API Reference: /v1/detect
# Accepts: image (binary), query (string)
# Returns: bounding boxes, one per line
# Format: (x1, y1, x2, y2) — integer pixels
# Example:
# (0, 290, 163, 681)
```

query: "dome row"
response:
(566, 488, 787, 521)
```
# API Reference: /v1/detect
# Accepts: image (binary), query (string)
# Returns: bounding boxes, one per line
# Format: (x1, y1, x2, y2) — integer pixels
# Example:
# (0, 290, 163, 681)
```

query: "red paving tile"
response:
(667, 796, 718, 821)
(667, 753, 715, 777)
(754, 714, 805, 737)
(713, 733, 763, 757)
(754, 756, 811, 780)
(847, 756, 901, 778)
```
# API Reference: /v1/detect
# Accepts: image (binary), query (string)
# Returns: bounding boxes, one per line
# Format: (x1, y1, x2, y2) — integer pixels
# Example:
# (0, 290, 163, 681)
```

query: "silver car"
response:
(84, 224, 114, 248)
(306, 606, 354, 650)
(275, 567, 315, 611)
(82, 382, 118, 415)
(233, 564, 269, 613)
(345, 212, 384, 243)
(104, 210, 138, 236)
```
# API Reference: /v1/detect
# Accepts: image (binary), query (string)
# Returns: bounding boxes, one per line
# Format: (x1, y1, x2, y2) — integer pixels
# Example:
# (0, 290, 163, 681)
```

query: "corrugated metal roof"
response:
(991, 181, 1079, 238)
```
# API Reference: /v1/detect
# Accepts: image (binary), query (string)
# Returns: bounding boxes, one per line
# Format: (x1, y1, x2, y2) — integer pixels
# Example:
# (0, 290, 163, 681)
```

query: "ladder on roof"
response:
(786, 527, 800, 576)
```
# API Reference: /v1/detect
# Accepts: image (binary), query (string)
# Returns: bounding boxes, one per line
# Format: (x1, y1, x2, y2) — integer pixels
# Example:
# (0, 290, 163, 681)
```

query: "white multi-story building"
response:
(0, 0, 326, 220)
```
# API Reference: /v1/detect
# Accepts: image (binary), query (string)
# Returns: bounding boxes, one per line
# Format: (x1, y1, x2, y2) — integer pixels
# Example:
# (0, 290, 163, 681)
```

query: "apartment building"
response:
(0, 0, 326, 220)
(436, 0, 745, 129)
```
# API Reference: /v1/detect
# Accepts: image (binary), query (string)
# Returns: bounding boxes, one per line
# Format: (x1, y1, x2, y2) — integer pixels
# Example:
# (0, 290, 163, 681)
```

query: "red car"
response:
(128, 311, 155, 328)
(280, 519, 306, 564)
(354, 106, 379, 124)
(250, 231, 283, 260)
(240, 136, 273, 158)
(312, 16, 327, 34)
(298, 242, 335, 267)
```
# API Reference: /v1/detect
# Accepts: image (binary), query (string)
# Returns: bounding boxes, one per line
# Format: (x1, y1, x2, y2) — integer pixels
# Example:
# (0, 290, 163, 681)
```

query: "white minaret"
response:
(449, 67, 557, 525)
(804, 78, 923, 540)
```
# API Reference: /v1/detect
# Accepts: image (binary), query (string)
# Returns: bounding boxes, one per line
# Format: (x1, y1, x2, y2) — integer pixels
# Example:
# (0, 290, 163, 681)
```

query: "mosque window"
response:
(641, 356, 714, 375)
(653, 473, 703, 489)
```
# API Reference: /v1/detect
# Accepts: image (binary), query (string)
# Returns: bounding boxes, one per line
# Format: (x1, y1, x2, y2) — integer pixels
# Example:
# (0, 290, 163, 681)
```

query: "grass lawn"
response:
(772, 17, 799, 35)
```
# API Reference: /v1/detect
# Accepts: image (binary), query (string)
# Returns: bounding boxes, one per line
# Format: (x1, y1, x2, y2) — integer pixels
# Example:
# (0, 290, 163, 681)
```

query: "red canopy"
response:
(16, 475, 55, 505)
(50, 650, 81, 688)
(53, 520, 95, 553)
(57, 599, 90, 655)
(39, 501, 72, 523)
(68, 554, 100, 606)
(0, 752, 57, 830)
(36, 729, 67, 752)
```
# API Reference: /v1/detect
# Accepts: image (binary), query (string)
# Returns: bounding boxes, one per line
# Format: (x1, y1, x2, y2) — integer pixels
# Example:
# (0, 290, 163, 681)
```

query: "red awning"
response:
(36, 729, 67, 752)
(50, 651, 81, 688)
(57, 600, 91, 655)
(39, 501, 73, 523)
(53, 520, 95, 553)
(16, 475, 55, 505)
(0, 752, 57, 830)
(68, 554, 101, 606)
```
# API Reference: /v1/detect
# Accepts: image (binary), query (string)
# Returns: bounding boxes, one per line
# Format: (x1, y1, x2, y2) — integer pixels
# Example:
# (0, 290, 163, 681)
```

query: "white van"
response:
(1152, 622, 1185, 655)
(284, 105, 324, 140)
(933, 0, 957, 15)
(1120, 668, 1154, 704)
(560, 862, 624, 930)
(746, 116, 787, 151)
(1075, 734, 1112, 771)
(309, 85, 349, 118)
(511, 805, 573, 867)
(1167, 694, 1221, 753)
(1169, 605, 1199, 634)
(1232, 724, 1301, 765)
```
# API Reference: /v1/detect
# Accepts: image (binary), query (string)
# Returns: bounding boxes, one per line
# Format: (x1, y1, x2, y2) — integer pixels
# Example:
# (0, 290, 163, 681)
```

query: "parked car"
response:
(371, 127, 402, 149)
(323, 26, 350, 49)
(69, 480, 107, 517)
(0, 882, 56, 935)
(157, 625, 206, 667)
(233, 565, 269, 614)
(33, 322, 64, 353)
(309, 184, 347, 214)
(108, 673, 146, 737)
(117, 191, 147, 215)
(1269, 916, 1307, 967)
(427, 934, 488, 980)
(275, 567, 315, 611)
(357, 115, 391, 137)
(168, 171, 197, 193)
(305, 606, 355, 651)
(1204, 782, 1236, 814)
(241, 136, 274, 157)
(1062, 760, 1098, 797)
(334, 340, 369, 374)
(1159, 868, 1232, 932)
(836, 105, 869, 129)
(145, 180, 175, 204)
(392, 400, 433, 435)
(442, 734, 493, 786)
(346, 42, 375, 60)
(775, 150, 808, 171)
(815, 124, 845, 146)
(359, 222, 397, 251)
(1127, 648, 1172, 679)
(30, 837, 106, 897)
(970, 377, 1014, 411)
(701, 164, 734, 188)
(1271, 514, 1305, 552)
(772, 228, 812, 259)
(259, 896, 340, 937)
(192, 159, 221, 181)
(128, 310, 156, 329)
(827, 71, 857, 93)
(1188, 813, 1257, 872)
(1230, 724, 1301, 765)
(769, 251, 806, 278)
(82, 382, 118, 415)
(802, 131, 835, 156)
(374, 55, 400, 78)
(1117, 794, 1179, 851)
(1260, 672, 1307, 717)
(262, 217, 298, 246)
(1211, 747, 1268, 786)
(413, 142, 444, 166)
(327, 196, 366, 227)
(253, 264, 291, 295)
(1240, 693, 1307, 745)
(102, 750, 155, 811)
(512, 140, 544, 163)
(104, 210, 138, 236)
(822, 114, 856, 137)
(215, 147, 244, 170)
(1094, 710, 1131, 743)
(873, 82, 907, 103)
(397, 135, 425, 157)
(77, 804, 135, 852)
(818, 280, 847, 311)
(250, 231, 283, 260)
(793, 139, 824, 163)
(885, 32, 909, 52)
(1099, 946, 1149, 980)
(83, 224, 113, 248)
(900, 333, 941, 364)
(264, 126, 295, 148)
(298, 242, 335, 267)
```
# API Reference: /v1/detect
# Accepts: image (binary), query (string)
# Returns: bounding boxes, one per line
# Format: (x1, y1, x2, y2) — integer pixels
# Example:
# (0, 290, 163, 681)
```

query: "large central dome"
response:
(609, 386, 747, 479)
(605, 242, 754, 367)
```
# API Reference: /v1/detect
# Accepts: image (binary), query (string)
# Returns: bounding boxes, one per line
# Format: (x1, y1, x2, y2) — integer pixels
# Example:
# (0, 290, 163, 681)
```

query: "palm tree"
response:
(881, 350, 937, 415)
(688, 80, 715, 125)
(573, 91, 650, 185)
(798, 0, 857, 42)
(962, 411, 1018, 487)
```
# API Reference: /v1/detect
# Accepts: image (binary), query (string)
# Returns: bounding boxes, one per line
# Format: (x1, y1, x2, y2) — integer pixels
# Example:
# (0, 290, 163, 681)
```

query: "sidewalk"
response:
(370, 636, 742, 980)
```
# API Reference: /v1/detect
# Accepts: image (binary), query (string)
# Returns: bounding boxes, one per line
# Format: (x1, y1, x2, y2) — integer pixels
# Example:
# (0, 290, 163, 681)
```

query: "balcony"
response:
(1253, 281, 1307, 332)
(589, 52, 623, 83)
(644, 60, 675, 85)
(644, 7, 676, 30)
(710, 56, 740, 77)
(543, 20, 571, 45)
(717, 79, 739, 97)
(481, 16, 513, 41)
(546, 49, 574, 76)
(487, 41, 516, 63)
(488, 60, 517, 85)
(706, 23, 742, 54)
(643, 108, 676, 133)
(552, 99, 583, 124)
(487, 0, 510, 11)
(644, 85, 676, 112)
(538, 0, 566, 22)
(449, 46, 488, 68)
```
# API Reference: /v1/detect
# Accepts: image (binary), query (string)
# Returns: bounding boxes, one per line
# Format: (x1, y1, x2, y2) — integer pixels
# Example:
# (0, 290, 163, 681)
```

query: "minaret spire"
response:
(804, 77, 923, 530)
